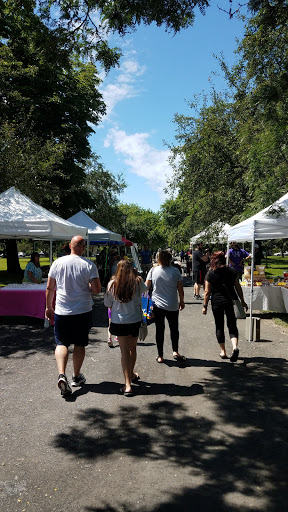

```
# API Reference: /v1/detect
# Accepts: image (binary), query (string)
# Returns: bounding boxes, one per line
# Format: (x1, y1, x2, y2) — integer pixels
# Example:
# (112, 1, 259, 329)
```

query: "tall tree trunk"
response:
(5, 240, 22, 273)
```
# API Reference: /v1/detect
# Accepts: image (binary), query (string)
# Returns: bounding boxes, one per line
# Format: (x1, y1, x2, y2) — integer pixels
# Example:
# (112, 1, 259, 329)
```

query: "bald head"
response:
(70, 236, 85, 255)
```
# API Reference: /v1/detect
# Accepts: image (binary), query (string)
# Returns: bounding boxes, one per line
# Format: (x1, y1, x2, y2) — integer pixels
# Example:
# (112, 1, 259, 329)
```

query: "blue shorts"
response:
(54, 311, 92, 348)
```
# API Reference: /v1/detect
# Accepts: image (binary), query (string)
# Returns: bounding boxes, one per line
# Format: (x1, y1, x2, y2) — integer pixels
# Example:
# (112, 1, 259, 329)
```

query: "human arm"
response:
(177, 281, 185, 310)
(89, 277, 101, 294)
(45, 276, 56, 322)
(202, 280, 211, 315)
(235, 278, 248, 311)
(145, 279, 152, 289)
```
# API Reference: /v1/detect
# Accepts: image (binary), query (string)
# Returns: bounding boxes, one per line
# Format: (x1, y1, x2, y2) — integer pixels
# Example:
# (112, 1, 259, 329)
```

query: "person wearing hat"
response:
(228, 242, 251, 281)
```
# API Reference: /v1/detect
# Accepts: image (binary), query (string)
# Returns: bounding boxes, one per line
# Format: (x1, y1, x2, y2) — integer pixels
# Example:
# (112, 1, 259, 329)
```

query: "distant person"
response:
(180, 250, 185, 262)
(254, 243, 263, 267)
(45, 236, 101, 397)
(146, 250, 185, 364)
(23, 252, 42, 284)
(228, 241, 251, 281)
(192, 242, 207, 299)
(202, 251, 248, 362)
(104, 259, 147, 396)
(141, 246, 152, 275)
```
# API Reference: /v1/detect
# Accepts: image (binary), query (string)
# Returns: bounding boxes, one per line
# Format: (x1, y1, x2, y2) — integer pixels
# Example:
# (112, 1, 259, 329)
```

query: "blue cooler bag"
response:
(141, 295, 155, 325)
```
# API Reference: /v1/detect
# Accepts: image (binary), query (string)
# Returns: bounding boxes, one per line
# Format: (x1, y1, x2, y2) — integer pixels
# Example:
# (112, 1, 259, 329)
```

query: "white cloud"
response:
(104, 128, 172, 197)
(100, 54, 146, 118)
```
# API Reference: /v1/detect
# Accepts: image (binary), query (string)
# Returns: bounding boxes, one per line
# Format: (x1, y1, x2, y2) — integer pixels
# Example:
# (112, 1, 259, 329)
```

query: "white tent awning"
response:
(228, 192, 288, 241)
(191, 223, 231, 244)
(0, 187, 88, 240)
(67, 210, 122, 243)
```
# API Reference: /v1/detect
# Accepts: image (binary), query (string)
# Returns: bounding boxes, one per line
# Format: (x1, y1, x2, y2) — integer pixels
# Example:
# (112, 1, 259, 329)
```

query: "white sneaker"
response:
(58, 374, 72, 396)
(71, 373, 86, 387)
(108, 339, 114, 347)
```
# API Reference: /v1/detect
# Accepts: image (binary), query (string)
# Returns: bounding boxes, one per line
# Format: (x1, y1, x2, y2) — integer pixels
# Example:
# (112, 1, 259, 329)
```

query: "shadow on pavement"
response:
(66, 381, 204, 401)
(53, 355, 288, 512)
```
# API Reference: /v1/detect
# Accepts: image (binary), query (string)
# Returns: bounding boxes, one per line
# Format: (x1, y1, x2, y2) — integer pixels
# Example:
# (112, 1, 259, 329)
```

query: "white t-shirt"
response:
(147, 265, 182, 311)
(48, 255, 99, 315)
(104, 279, 147, 324)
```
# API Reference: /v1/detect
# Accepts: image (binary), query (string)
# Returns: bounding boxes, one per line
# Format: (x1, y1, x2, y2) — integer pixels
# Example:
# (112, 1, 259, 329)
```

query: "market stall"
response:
(228, 192, 288, 341)
(0, 187, 87, 324)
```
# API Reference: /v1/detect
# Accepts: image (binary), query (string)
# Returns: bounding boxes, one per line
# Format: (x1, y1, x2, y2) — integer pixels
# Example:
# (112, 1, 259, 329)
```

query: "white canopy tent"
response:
(228, 192, 288, 341)
(67, 210, 122, 245)
(0, 187, 88, 264)
(190, 222, 231, 245)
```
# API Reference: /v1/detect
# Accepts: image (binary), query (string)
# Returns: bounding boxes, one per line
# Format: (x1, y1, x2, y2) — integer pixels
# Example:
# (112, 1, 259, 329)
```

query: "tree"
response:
(81, 154, 126, 231)
(116, 204, 166, 250)
(219, 2, 288, 215)
(0, 1, 106, 215)
(168, 91, 248, 235)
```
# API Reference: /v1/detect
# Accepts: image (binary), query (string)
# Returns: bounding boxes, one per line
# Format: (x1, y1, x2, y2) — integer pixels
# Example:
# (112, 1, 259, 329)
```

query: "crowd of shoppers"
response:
(45, 238, 252, 398)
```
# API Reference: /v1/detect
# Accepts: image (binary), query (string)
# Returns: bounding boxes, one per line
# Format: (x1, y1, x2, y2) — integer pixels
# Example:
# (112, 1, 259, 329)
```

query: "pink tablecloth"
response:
(0, 288, 46, 319)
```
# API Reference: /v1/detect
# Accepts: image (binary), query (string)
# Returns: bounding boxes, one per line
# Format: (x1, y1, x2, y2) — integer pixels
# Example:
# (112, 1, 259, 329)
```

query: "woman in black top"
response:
(202, 251, 248, 362)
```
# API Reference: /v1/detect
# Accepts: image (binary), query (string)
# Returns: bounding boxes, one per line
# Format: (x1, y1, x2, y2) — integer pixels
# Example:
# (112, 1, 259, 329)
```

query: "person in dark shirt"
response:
(202, 251, 248, 362)
(192, 241, 208, 299)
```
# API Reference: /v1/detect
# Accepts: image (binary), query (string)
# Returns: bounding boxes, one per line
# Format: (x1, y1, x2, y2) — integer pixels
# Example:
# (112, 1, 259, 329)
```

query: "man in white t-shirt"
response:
(46, 236, 101, 397)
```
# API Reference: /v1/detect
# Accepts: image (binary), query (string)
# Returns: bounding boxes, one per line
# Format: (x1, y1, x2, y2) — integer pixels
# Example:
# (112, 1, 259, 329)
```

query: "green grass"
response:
(274, 315, 288, 330)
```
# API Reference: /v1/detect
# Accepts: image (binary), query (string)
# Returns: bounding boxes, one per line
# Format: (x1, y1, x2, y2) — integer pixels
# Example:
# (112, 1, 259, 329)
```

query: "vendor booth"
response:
(0, 187, 87, 324)
(228, 192, 288, 341)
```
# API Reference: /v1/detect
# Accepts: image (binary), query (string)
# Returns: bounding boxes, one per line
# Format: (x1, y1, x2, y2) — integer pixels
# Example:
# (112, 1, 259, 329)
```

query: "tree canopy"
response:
(165, 2, 288, 244)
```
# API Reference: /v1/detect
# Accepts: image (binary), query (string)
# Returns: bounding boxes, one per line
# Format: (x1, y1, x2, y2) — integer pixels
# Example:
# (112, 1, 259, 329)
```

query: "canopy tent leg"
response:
(249, 226, 256, 342)
(104, 245, 109, 278)
(49, 240, 53, 266)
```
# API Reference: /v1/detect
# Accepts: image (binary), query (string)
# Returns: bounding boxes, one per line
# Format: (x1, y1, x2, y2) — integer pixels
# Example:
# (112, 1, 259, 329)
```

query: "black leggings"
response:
(212, 302, 238, 344)
(154, 306, 179, 357)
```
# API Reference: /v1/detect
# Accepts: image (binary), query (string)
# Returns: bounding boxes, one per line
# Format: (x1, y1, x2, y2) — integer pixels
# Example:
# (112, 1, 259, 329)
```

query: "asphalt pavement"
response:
(1, 276, 288, 512)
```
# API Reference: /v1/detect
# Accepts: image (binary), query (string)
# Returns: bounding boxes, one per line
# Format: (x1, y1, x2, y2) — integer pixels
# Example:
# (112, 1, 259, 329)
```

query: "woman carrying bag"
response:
(104, 259, 147, 396)
(202, 251, 248, 362)
(146, 250, 185, 364)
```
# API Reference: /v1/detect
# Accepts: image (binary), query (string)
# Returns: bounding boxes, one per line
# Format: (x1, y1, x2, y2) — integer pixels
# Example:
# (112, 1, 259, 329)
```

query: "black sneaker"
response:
(58, 374, 72, 396)
(71, 373, 86, 387)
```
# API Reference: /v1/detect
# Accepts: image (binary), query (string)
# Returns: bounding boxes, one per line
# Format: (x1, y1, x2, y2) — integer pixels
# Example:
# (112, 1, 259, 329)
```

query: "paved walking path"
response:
(1, 279, 288, 512)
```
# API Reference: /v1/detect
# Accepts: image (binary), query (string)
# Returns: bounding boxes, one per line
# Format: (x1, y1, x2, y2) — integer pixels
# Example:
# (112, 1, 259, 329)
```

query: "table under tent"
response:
(228, 192, 288, 342)
(66, 211, 142, 280)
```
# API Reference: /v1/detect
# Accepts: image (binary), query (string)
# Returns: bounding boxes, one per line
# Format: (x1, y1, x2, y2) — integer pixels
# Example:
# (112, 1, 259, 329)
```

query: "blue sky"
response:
(90, 3, 248, 212)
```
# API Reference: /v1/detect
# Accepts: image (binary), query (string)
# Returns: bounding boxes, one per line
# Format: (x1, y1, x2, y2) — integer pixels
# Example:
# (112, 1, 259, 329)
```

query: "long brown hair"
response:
(210, 251, 226, 271)
(110, 259, 141, 302)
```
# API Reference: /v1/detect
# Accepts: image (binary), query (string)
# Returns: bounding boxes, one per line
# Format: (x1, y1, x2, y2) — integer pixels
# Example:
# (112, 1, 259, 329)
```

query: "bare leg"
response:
(55, 345, 69, 375)
(194, 283, 200, 296)
(73, 345, 85, 377)
(230, 337, 238, 350)
(219, 342, 227, 357)
(118, 336, 137, 392)
(129, 336, 138, 380)
(108, 318, 112, 341)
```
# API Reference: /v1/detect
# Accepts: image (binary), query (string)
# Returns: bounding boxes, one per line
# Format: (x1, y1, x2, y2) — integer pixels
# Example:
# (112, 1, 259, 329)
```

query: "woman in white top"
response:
(146, 250, 185, 363)
(104, 259, 147, 396)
